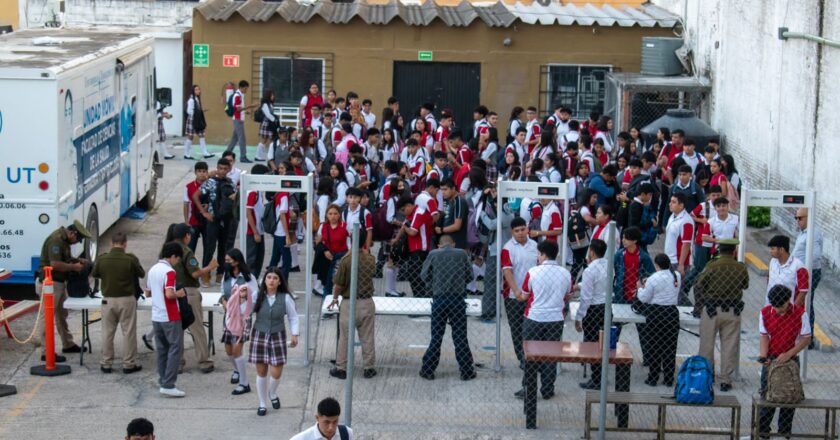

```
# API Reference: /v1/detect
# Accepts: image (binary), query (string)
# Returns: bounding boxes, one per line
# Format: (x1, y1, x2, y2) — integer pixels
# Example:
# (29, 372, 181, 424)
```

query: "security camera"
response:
(503, 37, 512, 47)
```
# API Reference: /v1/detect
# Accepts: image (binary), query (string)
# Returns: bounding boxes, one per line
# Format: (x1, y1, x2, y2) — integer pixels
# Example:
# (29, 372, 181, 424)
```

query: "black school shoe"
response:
(257, 407, 267, 416)
(232, 384, 251, 395)
(41, 353, 67, 363)
(460, 371, 476, 381)
(123, 365, 142, 374)
(62, 345, 82, 353)
(363, 368, 377, 379)
(329, 368, 347, 379)
(271, 397, 281, 409)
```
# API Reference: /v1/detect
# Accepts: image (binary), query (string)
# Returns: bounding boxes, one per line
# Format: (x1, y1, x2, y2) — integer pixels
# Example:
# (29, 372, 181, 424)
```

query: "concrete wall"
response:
(653, 0, 838, 270)
(153, 34, 185, 135)
(192, 13, 673, 144)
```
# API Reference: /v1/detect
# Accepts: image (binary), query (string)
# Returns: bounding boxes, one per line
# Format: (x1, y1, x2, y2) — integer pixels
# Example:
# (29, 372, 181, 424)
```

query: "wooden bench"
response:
(1, 300, 39, 338)
(584, 391, 741, 440)
(751, 396, 840, 439)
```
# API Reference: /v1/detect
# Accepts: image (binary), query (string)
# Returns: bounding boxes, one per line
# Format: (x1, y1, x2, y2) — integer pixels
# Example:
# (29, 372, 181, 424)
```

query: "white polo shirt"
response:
(664, 210, 694, 266)
(708, 212, 739, 243)
(521, 260, 572, 322)
(500, 238, 539, 299)
(539, 202, 563, 243)
(767, 256, 809, 304)
(290, 424, 354, 440)
(575, 257, 608, 321)
(147, 260, 179, 323)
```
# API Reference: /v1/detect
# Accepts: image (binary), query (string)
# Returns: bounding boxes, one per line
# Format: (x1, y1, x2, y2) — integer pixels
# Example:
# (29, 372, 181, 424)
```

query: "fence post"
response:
(597, 221, 617, 440)
(304, 173, 314, 366)
(344, 223, 360, 426)
(494, 180, 503, 372)
(801, 189, 816, 381)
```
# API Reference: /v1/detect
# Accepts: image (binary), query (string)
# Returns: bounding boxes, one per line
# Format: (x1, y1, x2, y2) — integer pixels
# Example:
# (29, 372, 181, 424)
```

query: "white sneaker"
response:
(159, 387, 186, 397)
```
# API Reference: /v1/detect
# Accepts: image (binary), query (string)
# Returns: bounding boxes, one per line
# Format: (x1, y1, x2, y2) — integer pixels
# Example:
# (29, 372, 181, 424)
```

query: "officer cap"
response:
(70, 220, 92, 238)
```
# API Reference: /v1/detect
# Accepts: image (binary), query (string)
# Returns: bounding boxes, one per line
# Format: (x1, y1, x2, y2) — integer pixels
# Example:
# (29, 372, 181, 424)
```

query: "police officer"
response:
(695, 238, 749, 392)
(37, 220, 90, 361)
(169, 223, 218, 373)
(91, 231, 145, 374)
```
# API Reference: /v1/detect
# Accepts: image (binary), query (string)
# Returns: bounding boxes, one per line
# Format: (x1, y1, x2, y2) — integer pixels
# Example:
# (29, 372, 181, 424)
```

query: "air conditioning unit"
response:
(640, 37, 684, 76)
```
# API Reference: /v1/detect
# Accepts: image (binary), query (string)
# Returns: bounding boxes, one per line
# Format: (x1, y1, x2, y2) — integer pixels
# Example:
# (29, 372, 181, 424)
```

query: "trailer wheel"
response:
(138, 155, 159, 210)
(85, 205, 99, 261)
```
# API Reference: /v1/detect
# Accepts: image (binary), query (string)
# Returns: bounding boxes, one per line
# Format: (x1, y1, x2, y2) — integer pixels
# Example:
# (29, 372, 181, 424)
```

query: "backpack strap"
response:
(338, 425, 349, 440)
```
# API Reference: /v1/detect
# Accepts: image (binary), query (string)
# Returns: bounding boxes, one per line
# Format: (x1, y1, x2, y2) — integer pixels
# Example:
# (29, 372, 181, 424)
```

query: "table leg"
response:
(584, 400, 592, 439)
(524, 360, 538, 429)
(615, 364, 630, 428)
(80, 309, 88, 366)
(207, 310, 214, 355)
(657, 404, 666, 440)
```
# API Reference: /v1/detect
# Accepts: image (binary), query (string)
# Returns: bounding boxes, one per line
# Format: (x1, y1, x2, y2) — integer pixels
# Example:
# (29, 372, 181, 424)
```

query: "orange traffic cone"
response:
(31, 266, 71, 376)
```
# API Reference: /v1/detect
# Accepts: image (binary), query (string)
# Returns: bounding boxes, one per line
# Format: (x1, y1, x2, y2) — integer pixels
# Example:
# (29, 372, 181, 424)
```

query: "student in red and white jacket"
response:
(664, 193, 694, 307)
(517, 240, 572, 400)
(524, 106, 541, 156)
(473, 105, 490, 140)
(434, 114, 452, 152)
(530, 199, 563, 242)
(148, 242, 187, 397)
(766, 235, 809, 306)
(545, 105, 571, 146)
(505, 127, 528, 165)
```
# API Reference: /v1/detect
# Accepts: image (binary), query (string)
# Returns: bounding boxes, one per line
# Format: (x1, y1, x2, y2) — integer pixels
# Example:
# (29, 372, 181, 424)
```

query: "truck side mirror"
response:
(156, 88, 172, 107)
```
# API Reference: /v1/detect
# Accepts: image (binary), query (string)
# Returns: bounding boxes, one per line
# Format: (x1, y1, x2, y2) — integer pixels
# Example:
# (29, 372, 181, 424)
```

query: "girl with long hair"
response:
(249, 267, 298, 416)
(184, 85, 214, 159)
(381, 128, 400, 162)
(329, 163, 349, 207)
(257, 89, 277, 161)
(594, 115, 614, 155)
(507, 106, 525, 144)
(220, 248, 258, 395)
(314, 204, 349, 300)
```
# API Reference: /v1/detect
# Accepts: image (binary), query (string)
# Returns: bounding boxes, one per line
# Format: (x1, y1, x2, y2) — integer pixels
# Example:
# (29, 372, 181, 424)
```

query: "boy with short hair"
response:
(148, 242, 187, 397)
(291, 397, 353, 440)
(343, 187, 373, 250)
(757, 285, 812, 438)
(184, 161, 209, 253)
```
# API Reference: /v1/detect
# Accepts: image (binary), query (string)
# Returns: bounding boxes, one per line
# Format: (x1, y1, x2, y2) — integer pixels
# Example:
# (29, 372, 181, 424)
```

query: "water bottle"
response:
(610, 326, 618, 350)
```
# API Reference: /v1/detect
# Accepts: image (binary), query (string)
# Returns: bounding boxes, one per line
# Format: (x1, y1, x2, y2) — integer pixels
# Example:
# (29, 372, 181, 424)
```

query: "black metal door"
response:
(393, 61, 481, 140)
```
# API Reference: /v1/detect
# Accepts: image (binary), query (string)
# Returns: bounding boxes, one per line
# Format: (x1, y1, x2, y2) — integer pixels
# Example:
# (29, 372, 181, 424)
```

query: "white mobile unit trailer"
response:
(0, 29, 161, 284)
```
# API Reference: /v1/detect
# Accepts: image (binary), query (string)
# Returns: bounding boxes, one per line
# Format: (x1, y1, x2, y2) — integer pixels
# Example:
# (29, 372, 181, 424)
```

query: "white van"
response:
(0, 29, 161, 284)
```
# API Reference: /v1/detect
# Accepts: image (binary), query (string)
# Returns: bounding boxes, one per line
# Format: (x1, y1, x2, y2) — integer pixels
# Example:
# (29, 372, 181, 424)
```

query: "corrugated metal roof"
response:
(196, 0, 679, 29)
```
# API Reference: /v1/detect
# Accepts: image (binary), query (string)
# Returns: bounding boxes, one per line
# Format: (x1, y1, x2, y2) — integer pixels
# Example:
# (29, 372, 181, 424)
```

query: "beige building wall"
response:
(0, 0, 20, 28)
(192, 13, 672, 144)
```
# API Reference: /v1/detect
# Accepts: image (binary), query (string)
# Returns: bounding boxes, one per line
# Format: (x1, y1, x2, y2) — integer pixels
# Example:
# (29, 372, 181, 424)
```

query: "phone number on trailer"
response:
(0, 203, 26, 209)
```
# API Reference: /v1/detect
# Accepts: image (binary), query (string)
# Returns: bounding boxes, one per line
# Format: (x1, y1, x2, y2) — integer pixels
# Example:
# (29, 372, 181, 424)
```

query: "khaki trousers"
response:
(698, 307, 741, 384)
(184, 288, 213, 369)
(336, 298, 376, 370)
(36, 280, 76, 350)
(101, 296, 138, 368)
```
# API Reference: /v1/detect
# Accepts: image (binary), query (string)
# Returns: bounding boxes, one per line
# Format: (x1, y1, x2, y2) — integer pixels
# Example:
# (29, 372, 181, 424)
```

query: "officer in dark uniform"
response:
(91, 231, 145, 374)
(695, 238, 749, 392)
(169, 223, 217, 373)
(37, 219, 91, 361)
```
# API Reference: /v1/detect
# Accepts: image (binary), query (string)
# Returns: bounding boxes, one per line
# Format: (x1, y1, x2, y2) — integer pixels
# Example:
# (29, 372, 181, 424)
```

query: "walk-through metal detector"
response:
(494, 180, 569, 371)
(737, 188, 816, 379)
(238, 173, 315, 366)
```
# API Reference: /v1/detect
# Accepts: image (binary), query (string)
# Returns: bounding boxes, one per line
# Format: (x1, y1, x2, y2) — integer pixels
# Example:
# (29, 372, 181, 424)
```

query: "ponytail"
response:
(653, 253, 678, 287)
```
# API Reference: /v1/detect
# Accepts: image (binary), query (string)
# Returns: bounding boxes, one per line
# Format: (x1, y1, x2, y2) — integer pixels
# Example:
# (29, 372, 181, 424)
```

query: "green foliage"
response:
(747, 206, 771, 228)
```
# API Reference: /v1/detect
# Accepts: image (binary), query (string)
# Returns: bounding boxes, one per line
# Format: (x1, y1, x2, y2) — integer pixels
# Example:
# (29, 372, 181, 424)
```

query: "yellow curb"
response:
(744, 252, 769, 275)
(814, 323, 834, 350)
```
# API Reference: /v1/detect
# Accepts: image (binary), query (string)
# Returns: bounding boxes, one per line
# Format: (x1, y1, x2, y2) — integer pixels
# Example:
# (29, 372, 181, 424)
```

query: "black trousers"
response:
(521, 319, 563, 395)
(504, 297, 526, 367)
(582, 304, 606, 384)
(643, 304, 679, 383)
(405, 251, 429, 298)
(189, 223, 206, 253)
(203, 216, 235, 273)
(570, 247, 588, 281)
(246, 234, 266, 279)
(421, 296, 474, 375)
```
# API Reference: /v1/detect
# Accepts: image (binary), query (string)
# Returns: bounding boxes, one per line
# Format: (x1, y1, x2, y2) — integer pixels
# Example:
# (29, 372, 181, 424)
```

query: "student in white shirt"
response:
(147, 243, 187, 397)
(501, 217, 539, 380)
(637, 253, 681, 387)
(361, 98, 376, 129)
(257, 89, 277, 161)
(704, 197, 739, 250)
(290, 397, 353, 440)
(574, 239, 609, 390)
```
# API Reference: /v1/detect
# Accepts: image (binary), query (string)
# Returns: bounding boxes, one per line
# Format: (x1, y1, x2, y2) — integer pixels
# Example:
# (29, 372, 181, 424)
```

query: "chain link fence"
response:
(302, 188, 836, 438)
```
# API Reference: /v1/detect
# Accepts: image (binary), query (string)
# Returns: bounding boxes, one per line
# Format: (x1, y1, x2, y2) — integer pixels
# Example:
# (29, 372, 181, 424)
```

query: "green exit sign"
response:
(418, 51, 433, 61)
(193, 44, 209, 68)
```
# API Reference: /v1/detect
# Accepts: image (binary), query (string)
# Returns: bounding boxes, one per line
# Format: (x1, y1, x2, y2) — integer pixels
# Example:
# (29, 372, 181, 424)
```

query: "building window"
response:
(261, 57, 325, 106)
(541, 64, 611, 120)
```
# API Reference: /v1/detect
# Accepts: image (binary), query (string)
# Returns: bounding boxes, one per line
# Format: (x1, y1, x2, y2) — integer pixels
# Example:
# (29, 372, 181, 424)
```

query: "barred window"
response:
(260, 57, 325, 106)
(540, 64, 611, 120)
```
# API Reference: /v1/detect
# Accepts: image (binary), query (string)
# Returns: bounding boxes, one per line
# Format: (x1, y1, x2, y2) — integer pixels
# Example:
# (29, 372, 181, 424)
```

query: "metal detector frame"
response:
(238, 173, 315, 366)
(494, 181, 569, 371)
(737, 188, 816, 380)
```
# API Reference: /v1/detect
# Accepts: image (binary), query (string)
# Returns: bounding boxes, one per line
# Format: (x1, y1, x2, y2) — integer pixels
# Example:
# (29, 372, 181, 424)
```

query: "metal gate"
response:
(392, 61, 480, 139)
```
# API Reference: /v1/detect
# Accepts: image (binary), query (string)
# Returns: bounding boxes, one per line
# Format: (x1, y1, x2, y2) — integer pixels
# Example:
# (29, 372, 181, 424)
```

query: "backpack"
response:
(567, 210, 590, 250)
(639, 204, 657, 245)
(337, 425, 349, 440)
(615, 200, 630, 229)
(261, 198, 278, 235)
(526, 200, 541, 234)
(674, 355, 714, 404)
(477, 199, 495, 244)
(766, 360, 805, 404)
(574, 178, 590, 207)
(342, 205, 369, 244)
(215, 178, 236, 218)
(254, 102, 265, 123)
(225, 92, 236, 117)
(497, 145, 508, 172)
(372, 199, 396, 242)
(465, 197, 480, 246)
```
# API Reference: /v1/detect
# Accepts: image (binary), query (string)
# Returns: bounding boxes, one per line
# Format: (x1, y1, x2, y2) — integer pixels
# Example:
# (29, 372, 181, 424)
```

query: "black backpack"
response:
(215, 178, 236, 218)
(254, 101, 266, 123)
(615, 200, 630, 229)
(261, 197, 278, 235)
(567, 210, 590, 250)
(342, 205, 369, 245)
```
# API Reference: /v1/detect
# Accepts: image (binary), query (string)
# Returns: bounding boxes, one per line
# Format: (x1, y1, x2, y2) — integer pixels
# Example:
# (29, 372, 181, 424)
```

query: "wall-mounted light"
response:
(502, 37, 512, 47)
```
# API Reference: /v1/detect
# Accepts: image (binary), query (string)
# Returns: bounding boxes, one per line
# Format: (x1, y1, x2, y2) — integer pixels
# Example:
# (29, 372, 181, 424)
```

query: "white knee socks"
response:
(184, 139, 193, 158)
(268, 376, 280, 400)
(235, 355, 248, 386)
(200, 137, 209, 156)
(384, 265, 398, 293)
(256, 376, 268, 408)
(256, 143, 266, 160)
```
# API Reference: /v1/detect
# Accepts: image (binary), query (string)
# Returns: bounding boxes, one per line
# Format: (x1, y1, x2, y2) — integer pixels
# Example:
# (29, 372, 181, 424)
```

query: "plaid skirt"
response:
(248, 329, 288, 365)
(158, 118, 166, 142)
(259, 119, 273, 138)
(220, 318, 250, 345)
(184, 114, 204, 137)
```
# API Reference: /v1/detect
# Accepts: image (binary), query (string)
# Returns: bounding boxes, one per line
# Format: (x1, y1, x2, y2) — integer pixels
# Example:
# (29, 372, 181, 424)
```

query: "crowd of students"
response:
(147, 81, 819, 435)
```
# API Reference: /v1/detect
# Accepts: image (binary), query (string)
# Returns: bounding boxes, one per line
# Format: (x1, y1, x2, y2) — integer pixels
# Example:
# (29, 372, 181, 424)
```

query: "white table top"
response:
(65, 291, 223, 313)
(567, 302, 699, 326)
(321, 296, 484, 317)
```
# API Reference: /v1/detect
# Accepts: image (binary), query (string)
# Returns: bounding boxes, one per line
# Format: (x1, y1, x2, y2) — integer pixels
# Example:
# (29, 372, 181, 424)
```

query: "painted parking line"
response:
(0, 377, 46, 436)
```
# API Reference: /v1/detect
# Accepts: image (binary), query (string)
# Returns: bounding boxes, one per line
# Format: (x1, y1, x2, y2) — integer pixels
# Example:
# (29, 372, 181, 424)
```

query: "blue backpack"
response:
(225, 93, 236, 117)
(674, 355, 714, 404)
